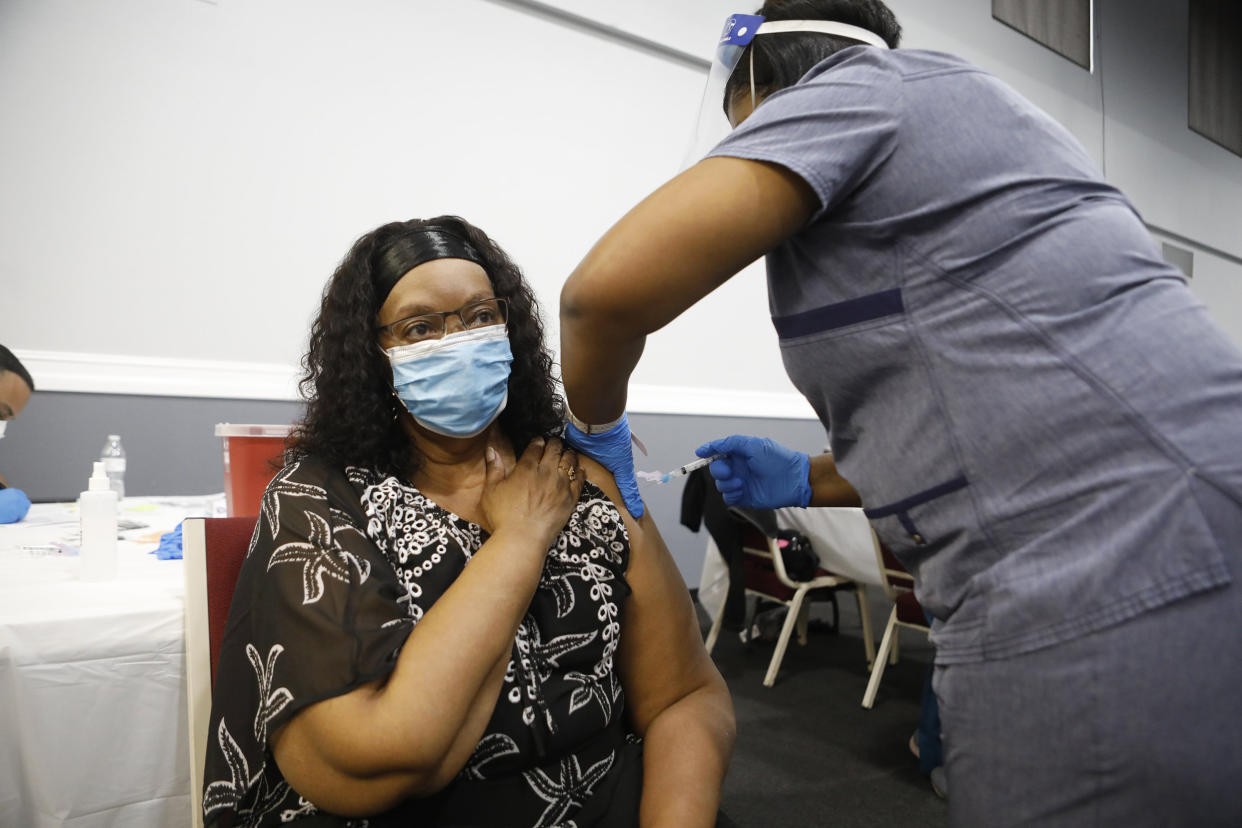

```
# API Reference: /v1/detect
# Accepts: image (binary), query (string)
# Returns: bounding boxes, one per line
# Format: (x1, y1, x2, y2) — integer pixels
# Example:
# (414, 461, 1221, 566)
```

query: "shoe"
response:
(929, 766, 948, 799)
(754, 607, 787, 641)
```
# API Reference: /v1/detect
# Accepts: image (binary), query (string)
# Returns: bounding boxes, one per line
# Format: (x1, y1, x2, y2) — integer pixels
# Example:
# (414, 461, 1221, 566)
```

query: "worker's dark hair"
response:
(723, 0, 902, 114)
(0, 345, 35, 392)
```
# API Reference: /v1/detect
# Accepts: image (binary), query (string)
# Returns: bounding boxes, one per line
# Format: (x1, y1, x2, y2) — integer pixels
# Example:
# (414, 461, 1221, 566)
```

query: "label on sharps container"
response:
(720, 13, 764, 46)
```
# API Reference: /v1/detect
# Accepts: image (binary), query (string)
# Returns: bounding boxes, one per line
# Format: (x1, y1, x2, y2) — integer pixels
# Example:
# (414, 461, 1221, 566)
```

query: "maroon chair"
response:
(183, 516, 258, 828)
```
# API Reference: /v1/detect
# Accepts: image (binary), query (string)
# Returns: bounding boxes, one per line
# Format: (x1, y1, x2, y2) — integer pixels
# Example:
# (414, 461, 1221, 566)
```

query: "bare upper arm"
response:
(578, 458, 728, 735)
(268, 678, 428, 816)
(560, 155, 818, 338)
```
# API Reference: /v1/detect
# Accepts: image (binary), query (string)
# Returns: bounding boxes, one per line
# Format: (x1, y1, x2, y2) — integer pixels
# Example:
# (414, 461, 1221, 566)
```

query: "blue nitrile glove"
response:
(0, 488, 32, 524)
(564, 414, 645, 519)
(151, 522, 184, 560)
(695, 435, 812, 509)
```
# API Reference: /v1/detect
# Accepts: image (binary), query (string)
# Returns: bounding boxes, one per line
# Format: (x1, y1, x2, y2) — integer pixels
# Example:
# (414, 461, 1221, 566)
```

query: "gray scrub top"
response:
(709, 46, 1242, 664)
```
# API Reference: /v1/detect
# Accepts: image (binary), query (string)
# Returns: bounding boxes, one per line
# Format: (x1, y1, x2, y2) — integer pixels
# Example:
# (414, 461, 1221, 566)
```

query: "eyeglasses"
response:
(377, 297, 508, 345)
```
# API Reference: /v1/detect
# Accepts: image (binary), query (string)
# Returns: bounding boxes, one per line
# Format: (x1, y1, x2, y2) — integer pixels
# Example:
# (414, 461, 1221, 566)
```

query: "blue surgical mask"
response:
(388, 325, 514, 438)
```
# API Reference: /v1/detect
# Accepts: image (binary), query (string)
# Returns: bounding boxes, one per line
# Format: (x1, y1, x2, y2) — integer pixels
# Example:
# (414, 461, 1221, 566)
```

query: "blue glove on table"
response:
(564, 414, 645, 519)
(0, 488, 32, 524)
(152, 522, 184, 560)
(695, 435, 812, 509)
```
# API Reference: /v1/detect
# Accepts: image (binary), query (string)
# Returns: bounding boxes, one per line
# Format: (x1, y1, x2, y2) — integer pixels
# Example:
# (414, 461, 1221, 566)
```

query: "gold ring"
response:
(566, 468, 577, 481)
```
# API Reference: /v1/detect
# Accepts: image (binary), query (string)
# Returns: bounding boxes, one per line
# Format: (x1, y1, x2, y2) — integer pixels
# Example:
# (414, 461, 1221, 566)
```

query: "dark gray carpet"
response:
(699, 594, 949, 827)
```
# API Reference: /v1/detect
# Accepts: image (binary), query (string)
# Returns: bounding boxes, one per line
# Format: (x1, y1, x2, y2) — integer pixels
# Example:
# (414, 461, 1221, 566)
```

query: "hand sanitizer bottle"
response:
(80, 460, 118, 581)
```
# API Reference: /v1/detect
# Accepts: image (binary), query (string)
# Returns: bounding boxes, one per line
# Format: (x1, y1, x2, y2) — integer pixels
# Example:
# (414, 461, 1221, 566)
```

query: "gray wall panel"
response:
(0, 393, 829, 584)
(993, 0, 1093, 69)
(1189, 0, 1242, 156)
(1, 392, 304, 502)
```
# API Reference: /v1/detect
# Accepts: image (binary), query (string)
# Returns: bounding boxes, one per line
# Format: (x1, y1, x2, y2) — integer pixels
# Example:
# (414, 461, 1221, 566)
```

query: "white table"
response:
(0, 496, 222, 828)
(698, 506, 882, 620)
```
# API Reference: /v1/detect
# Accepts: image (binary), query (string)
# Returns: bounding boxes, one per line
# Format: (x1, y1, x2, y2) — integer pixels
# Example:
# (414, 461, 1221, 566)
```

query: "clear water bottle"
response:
(100, 434, 126, 500)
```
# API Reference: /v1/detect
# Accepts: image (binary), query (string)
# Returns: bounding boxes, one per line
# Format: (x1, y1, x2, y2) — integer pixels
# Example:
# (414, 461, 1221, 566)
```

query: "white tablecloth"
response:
(0, 496, 221, 828)
(698, 506, 881, 619)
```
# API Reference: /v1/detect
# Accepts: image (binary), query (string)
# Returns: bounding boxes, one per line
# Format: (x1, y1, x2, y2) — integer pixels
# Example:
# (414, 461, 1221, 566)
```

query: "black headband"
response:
(373, 224, 488, 305)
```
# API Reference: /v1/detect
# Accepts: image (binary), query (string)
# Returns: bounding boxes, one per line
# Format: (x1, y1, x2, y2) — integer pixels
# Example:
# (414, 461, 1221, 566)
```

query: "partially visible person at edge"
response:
(0, 344, 35, 524)
(558, 1, 1242, 826)
(200, 216, 735, 828)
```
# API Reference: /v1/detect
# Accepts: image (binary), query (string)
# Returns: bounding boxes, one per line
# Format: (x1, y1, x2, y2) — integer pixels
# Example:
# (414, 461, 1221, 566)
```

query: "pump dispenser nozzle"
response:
(89, 461, 110, 491)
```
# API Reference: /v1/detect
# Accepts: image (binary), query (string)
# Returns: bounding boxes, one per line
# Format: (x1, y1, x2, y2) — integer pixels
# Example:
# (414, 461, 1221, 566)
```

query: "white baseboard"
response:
(14, 349, 818, 420)
(15, 349, 302, 401)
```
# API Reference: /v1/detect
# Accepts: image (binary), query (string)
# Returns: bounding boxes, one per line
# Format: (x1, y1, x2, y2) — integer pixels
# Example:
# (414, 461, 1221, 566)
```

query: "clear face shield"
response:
(681, 13, 891, 169)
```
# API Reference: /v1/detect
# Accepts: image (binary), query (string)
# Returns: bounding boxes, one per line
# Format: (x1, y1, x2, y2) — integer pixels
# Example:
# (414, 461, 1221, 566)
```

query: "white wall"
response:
(0, 0, 809, 414)
(1168, 243, 1242, 348)
(2, 0, 1239, 411)
(1098, 0, 1242, 263)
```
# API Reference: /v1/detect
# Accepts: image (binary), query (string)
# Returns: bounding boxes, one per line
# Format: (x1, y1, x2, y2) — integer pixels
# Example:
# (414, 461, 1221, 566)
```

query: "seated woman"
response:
(201, 217, 735, 827)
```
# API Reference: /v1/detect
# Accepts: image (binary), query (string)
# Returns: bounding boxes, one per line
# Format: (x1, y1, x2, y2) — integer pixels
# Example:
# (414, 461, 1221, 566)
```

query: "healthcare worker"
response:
(559, 1, 1242, 825)
(0, 344, 34, 524)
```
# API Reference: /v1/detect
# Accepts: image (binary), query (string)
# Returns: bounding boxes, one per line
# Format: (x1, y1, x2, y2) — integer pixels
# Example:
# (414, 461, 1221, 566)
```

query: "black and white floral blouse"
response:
(202, 457, 641, 828)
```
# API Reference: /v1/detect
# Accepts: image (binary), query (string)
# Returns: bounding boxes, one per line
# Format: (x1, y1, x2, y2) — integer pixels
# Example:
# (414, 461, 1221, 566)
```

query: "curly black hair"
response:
(287, 216, 564, 480)
(723, 0, 902, 113)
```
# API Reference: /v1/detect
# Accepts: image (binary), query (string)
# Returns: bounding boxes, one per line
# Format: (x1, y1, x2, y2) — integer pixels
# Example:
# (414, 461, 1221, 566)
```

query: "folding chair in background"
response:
(861, 539, 930, 708)
(705, 508, 869, 687)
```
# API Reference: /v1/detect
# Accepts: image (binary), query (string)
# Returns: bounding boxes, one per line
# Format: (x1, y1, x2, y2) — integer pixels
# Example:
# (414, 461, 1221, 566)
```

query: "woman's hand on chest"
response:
(481, 437, 583, 552)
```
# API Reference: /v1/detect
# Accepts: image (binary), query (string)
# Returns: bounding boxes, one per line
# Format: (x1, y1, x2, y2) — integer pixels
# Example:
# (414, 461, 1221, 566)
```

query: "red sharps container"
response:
(214, 424, 292, 517)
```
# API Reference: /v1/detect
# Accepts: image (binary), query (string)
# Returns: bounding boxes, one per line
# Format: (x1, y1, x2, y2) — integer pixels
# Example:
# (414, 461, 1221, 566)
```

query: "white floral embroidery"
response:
(463, 732, 523, 780)
(278, 796, 317, 822)
(261, 462, 326, 537)
(204, 719, 292, 821)
(268, 510, 369, 604)
(203, 719, 254, 815)
(246, 643, 293, 744)
(523, 752, 615, 828)
(565, 670, 617, 723)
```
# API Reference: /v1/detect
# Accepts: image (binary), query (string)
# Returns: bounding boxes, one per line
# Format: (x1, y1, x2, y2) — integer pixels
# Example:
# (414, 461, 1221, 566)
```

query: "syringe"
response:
(636, 453, 724, 485)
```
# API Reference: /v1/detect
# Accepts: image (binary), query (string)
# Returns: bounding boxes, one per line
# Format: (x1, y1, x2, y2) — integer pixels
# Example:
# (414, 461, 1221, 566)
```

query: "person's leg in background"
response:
(913, 609, 946, 797)
(917, 661, 947, 797)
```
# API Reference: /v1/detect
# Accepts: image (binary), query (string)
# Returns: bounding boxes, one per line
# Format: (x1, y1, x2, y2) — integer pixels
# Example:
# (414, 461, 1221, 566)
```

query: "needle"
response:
(636, 454, 723, 484)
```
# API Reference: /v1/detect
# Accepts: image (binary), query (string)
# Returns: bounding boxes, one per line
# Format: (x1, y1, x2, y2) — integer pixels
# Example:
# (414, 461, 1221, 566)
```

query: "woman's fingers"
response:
(547, 442, 580, 497)
(481, 436, 588, 547)
(557, 444, 583, 497)
(516, 436, 582, 507)
(484, 445, 505, 487)
(519, 436, 546, 469)
(541, 436, 563, 470)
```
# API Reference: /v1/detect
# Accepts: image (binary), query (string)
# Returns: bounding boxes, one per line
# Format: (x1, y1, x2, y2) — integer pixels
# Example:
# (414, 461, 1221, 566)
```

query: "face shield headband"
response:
(682, 13, 890, 168)
(372, 225, 489, 307)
